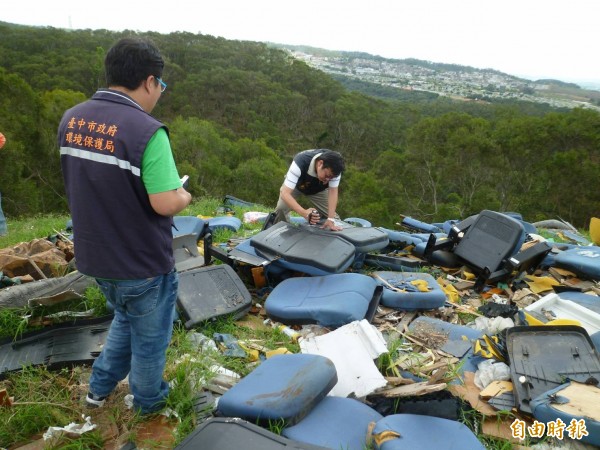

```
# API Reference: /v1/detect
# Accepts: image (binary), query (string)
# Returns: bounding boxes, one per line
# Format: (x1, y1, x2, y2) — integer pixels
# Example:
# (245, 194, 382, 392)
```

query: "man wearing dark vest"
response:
(274, 149, 345, 231)
(57, 37, 191, 415)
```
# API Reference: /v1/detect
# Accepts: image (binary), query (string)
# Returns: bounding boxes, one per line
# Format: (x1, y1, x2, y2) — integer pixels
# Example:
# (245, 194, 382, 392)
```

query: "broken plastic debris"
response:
(300, 319, 388, 398)
(590, 217, 600, 245)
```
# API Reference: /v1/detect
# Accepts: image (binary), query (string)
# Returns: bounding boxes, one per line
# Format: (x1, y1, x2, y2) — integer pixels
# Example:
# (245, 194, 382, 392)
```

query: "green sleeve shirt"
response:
(141, 128, 182, 194)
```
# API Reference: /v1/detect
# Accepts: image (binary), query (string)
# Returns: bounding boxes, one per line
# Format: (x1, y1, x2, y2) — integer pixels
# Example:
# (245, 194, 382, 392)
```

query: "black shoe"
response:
(85, 392, 107, 408)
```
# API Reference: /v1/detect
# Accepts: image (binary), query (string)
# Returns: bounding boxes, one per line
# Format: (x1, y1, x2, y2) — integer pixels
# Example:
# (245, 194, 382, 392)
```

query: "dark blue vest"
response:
(294, 149, 331, 195)
(58, 89, 174, 279)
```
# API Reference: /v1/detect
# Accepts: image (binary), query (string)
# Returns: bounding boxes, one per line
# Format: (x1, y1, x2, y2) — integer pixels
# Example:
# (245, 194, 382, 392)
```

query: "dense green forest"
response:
(1, 22, 599, 228)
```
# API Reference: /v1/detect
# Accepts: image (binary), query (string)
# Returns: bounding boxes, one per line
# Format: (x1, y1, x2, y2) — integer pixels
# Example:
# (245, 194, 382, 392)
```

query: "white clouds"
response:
(3, 0, 598, 82)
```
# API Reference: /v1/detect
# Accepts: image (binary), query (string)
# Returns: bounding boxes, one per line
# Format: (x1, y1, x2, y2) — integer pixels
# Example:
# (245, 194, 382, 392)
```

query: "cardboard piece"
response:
(447, 372, 497, 416)
(479, 380, 513, 400)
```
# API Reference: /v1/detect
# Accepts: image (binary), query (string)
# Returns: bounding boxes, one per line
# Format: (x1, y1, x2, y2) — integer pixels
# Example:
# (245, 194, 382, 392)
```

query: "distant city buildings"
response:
(289, 50, 600, 111)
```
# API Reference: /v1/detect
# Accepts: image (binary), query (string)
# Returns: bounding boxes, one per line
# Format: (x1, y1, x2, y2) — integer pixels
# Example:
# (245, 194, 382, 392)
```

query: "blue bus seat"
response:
(265, 273, 382, 328)
(217, 353, 337, 426)
(372, 271, 446, 311)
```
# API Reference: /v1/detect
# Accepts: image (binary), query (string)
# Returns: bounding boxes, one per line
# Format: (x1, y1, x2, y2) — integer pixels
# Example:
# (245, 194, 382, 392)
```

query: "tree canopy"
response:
(0, 22, 598, 228)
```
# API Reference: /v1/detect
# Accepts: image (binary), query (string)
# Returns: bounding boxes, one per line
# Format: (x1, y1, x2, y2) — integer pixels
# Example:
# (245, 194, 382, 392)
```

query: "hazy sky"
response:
(3, 0, 598, 83)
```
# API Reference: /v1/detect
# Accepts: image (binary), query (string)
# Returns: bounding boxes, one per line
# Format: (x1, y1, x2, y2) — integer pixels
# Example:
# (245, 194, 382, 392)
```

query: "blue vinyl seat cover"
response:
(172, 216, 206, 239)
(372, 414, 485, 449)
(400, 216, 443, 233)
(207, 216, 241, 233)
(553, 246, 600, 280)
(217, 353, 337, 425)
(265, 273, 377, 327)
(282, 396, 383, 450)
(372, 271, 446, 310)
(381, 229, 427, 248)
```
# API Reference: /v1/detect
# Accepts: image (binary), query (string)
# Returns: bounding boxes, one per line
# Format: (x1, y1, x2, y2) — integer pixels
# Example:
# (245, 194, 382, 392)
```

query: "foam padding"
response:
(282, 397, 383, 450)
(217, 354, 337, 425)
(372, 414, 485, 449)
(372, 271, 447, 310)
(265, 274, 381, 327)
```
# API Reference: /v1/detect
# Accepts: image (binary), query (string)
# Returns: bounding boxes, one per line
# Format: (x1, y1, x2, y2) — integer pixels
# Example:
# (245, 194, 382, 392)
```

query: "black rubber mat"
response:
(0, 316, 112, 379)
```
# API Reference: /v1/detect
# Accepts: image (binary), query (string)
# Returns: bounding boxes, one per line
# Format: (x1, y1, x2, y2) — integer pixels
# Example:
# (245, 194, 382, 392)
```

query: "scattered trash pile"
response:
(1, 199, 600, 449)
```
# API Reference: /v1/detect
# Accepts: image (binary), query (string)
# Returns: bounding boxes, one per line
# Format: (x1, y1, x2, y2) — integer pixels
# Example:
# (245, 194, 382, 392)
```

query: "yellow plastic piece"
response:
(523, 311, 580, 327)
(410, 279, 430, 292)
(265, 347, 292, 358)
(437, 277, 459, 303)
(524, 275, 561, 294)
(590, 217, 600, 245)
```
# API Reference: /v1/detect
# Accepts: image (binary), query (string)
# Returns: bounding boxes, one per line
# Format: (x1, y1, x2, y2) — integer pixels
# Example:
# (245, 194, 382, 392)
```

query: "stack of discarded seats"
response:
(4, 205, 600, 448)
(177, 353, 487, 449)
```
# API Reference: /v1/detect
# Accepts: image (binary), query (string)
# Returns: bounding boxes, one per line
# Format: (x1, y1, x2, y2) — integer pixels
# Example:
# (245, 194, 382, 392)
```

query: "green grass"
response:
(0, 285, 109, 340)
(0, 196, 269, 249)
(0, 366, 80, 447)
(0, 307, 31, 340)
(0, 213, 70, 249)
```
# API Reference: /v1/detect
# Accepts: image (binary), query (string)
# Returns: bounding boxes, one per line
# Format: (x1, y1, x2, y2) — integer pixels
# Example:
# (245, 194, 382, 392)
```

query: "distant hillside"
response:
(271, 43, 600, 111)
(1, 22, 599, 229)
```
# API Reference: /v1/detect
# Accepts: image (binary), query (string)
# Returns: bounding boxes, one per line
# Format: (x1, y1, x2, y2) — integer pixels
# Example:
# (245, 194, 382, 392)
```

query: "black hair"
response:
(317, 150, 345, 176)
(104, 37, 164, 90)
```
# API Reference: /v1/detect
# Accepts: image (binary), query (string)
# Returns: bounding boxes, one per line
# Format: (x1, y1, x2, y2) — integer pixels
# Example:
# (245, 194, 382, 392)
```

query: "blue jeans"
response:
(90, 270, 178, 414)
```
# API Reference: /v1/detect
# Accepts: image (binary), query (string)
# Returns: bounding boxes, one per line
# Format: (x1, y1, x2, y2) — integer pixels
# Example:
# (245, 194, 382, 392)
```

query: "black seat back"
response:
(454, 210, 524, 273)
